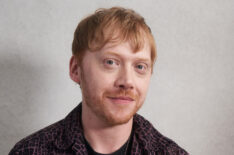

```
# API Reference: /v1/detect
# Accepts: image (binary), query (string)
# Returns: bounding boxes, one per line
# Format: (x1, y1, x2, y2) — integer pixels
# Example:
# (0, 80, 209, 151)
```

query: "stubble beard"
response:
(81, 84, 143, 126)
(83, 88, 143, 126)
(80, 67, 143, 126)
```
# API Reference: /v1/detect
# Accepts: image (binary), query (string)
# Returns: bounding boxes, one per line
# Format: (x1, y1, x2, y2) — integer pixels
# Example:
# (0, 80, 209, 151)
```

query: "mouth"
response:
(107, 96, 134, 104)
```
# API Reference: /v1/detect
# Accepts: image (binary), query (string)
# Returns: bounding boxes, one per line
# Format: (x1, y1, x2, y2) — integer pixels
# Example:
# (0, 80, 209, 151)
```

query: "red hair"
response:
(72, 7, 157, 67)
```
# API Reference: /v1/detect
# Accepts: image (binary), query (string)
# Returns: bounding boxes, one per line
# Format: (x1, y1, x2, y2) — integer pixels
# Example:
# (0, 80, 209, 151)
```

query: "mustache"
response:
(103, 89, 138, 100)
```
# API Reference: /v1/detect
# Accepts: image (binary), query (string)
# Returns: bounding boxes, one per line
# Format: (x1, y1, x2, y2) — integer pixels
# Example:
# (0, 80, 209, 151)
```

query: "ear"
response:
(69, 56, 81, 84)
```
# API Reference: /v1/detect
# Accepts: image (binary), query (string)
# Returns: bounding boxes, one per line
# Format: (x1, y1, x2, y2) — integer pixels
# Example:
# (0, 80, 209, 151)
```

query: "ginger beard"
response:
(80, 68, 144, 126)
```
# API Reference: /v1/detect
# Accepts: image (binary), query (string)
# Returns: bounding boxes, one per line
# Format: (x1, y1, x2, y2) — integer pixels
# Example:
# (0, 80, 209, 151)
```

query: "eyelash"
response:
(136, 64, 145, 70)
(135, 63, 148, 73)
(103, 58, 119, 67)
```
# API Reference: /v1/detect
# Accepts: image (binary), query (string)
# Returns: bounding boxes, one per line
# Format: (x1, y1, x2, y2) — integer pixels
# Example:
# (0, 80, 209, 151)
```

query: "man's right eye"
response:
(103, 59, 119, 68)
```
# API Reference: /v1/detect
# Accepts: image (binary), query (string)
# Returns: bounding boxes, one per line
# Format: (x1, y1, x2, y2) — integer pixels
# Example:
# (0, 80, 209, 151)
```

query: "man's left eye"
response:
(135, 63, 148, 74)
(136, 65, 144, 70)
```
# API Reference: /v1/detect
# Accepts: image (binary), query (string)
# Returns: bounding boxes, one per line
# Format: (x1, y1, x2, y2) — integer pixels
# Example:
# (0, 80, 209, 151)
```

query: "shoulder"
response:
(133, 114, 189, 154)
(9, 119, 64, 155)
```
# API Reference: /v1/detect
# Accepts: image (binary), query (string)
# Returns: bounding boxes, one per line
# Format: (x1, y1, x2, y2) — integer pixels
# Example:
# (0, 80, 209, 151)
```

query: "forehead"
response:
(96, 41, 151, 60)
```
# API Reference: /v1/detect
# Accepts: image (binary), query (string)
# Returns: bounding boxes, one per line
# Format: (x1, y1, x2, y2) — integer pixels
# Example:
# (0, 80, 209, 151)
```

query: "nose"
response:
(114, 66, 134, 90)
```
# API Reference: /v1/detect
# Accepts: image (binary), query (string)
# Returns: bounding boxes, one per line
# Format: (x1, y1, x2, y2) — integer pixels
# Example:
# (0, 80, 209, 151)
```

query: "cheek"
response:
(85, 69, 115, 93)
(136, 77, 151, 98)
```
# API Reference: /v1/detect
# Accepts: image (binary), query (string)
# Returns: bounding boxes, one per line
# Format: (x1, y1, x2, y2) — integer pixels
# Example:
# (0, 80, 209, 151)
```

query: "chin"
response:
(104, 115, 133, 126)
(102, 108, 137, 126)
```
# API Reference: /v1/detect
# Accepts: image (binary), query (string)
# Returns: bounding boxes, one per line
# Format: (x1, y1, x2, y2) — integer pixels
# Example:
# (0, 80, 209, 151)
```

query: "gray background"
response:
(1, 0, 233, 154)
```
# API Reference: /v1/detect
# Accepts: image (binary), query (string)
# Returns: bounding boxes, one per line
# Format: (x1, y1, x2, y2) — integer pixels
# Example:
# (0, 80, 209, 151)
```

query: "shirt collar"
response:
(54, 103, 87, 152)
(53, 102, 156, 153)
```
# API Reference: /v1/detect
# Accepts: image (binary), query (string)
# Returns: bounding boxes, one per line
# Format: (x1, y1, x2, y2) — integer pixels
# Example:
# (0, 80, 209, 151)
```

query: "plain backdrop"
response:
(1, 0, 233, 154)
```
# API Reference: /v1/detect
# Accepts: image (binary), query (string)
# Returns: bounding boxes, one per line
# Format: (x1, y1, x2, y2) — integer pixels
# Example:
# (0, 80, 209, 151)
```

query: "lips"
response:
(107, 96, 134, 104)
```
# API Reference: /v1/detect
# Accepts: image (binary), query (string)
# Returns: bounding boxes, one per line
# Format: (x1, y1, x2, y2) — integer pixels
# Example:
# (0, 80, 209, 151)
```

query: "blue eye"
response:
(137, 65, 144, 70)
(103, 58, 119, 69)
(106, 60, 114, 65)
(135, 63, 149, 74)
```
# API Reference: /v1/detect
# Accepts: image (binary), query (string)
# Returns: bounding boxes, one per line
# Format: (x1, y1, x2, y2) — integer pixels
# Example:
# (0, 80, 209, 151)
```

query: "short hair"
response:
(72, 7, 157, 67)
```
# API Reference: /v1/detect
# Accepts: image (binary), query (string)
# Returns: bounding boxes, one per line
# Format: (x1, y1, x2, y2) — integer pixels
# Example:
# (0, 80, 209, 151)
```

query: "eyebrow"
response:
(103, 51, 151, 63)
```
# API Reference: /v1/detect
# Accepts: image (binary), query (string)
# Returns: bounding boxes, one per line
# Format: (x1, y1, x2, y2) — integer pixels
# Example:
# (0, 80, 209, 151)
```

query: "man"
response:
(9, 7, 188, 155)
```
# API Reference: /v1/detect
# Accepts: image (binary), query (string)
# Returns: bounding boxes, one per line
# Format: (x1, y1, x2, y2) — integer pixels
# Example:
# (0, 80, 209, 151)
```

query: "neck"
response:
(82, 103, 133, 154)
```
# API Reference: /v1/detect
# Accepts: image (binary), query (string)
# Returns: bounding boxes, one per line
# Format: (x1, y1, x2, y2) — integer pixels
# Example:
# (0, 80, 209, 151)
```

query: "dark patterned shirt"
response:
(9, 104, 188, 155)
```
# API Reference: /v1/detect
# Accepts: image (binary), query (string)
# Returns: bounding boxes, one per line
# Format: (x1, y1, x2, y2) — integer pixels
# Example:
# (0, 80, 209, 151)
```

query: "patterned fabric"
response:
(9, 104, 188, 155)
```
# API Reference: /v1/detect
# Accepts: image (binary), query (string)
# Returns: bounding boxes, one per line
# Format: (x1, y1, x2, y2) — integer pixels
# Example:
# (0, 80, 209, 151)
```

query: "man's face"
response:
(74, 41, 152, 126)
